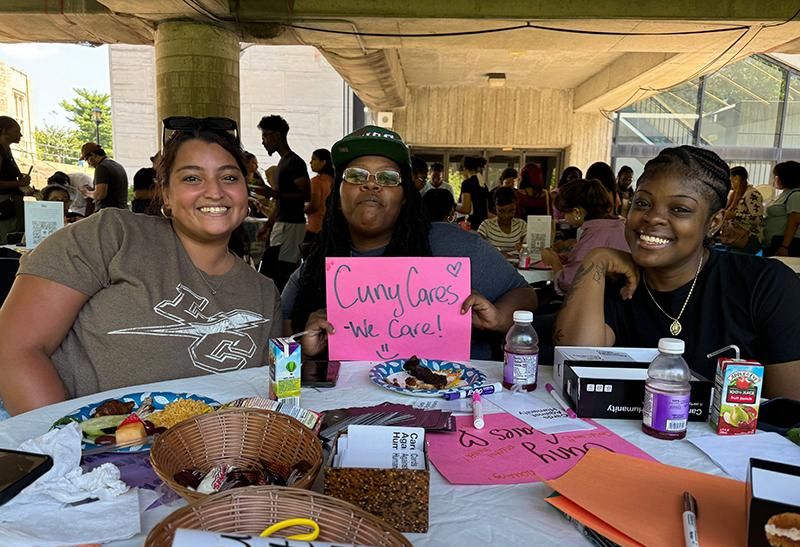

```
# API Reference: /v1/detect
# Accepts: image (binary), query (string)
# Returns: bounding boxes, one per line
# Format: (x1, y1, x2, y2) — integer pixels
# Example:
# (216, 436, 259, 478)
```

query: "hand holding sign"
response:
(325, 257, 471, 361)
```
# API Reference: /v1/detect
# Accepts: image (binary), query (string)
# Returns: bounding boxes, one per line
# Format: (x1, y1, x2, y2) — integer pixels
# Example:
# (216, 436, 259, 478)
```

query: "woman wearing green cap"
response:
(282, 126, 537, 360)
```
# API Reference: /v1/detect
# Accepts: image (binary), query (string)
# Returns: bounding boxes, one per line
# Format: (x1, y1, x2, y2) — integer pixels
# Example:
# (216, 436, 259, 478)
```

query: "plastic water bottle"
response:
(642, 338, 691, 440)
(503, 310, 539, 391)
(518, 246, 531, 269)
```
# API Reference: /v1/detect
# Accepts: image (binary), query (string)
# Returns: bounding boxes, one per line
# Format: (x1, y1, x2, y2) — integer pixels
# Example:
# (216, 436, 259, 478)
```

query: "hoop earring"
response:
(160, 205, 171, 218)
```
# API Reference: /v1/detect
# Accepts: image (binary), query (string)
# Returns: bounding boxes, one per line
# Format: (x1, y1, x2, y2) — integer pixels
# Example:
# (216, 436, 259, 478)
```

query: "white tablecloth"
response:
(0, 362, 726, 547)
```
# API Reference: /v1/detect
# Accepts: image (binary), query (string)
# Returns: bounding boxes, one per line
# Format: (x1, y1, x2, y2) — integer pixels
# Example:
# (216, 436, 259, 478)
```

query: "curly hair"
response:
(289, 157, 432, 332)
(638, 145, 730, 214)
(257, 115, 290, 137)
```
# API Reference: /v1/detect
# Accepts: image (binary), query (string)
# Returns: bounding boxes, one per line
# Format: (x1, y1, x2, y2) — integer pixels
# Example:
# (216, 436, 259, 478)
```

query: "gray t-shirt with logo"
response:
(19, 209, 281, 398)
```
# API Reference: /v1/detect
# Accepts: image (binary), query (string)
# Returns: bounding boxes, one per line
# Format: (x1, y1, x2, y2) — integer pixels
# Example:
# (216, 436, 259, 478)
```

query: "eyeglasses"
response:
(161, 116, 240, 147)
(342, 167, 402, 187)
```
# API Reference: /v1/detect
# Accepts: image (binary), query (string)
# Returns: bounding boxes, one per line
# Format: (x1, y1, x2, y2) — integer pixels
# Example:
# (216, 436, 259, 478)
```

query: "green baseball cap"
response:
(331, 125, 411, 170)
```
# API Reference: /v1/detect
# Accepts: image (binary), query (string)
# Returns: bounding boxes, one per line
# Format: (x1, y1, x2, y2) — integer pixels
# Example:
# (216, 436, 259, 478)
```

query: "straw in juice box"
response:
(707, 345, 763, 435)
(268, 337, 302, 408)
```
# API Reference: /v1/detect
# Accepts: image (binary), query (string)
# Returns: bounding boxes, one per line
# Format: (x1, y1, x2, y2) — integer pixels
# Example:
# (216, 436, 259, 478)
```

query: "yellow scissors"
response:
(260, 518, 320, 541)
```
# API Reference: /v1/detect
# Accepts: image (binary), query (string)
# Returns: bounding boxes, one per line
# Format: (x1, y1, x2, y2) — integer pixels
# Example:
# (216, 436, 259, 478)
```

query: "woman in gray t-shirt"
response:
(0, 119, 281, 415)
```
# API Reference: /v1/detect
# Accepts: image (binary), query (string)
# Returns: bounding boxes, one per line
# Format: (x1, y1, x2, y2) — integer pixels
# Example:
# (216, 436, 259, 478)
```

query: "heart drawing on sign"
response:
(446, 262, 462, 278)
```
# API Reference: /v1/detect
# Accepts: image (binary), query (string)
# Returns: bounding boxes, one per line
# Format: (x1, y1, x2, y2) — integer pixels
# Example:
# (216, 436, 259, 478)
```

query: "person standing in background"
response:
(457, 156, 489, 230)
(131, 155, 158, 214)
(258, 115, 310, 290)
(305, 148, 334, 245)
(0, 116, 30, 244)
(78, 142, 129, 210)
(429, 161, 454, 196)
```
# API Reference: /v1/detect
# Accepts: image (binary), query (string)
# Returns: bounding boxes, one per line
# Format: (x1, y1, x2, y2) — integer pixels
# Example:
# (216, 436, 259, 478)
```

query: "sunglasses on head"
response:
(342, 167, 402, 187)
(161, 116, 240, 147)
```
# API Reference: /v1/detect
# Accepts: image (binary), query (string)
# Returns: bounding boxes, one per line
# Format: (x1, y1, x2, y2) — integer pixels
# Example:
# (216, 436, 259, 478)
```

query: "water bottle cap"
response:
(513, 310, 533, 323)
(658, 338, 685, 354)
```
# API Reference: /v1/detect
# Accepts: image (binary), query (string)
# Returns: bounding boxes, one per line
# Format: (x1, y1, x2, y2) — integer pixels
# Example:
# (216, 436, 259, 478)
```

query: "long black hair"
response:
(290, 157, 431, 331)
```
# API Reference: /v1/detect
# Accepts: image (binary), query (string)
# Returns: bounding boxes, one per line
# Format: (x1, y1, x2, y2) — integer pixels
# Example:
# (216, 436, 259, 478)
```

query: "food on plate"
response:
(93, 399, 135, 417)
(174, 459, 313, 494)
(147, 398, 213, 428)
(79, 414, 128, 439)
(403, 355, 448, 389)
(766, 513, 800, 547)
(115, 422, 147, 445)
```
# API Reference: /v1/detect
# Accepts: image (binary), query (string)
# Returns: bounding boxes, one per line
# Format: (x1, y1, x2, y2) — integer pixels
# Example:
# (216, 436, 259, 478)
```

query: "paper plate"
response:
(51, 391, 219, 452)
(369, 359, 486, 397)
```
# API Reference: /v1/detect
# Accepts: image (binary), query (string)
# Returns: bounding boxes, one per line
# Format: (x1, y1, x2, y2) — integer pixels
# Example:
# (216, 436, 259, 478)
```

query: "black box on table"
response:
(564, 364, 712, 421)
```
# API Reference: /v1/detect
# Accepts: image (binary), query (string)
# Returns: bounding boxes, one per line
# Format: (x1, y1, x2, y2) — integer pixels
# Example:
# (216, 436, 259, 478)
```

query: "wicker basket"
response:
(145, 486, 412, 547)
(150, 408, 322, 502)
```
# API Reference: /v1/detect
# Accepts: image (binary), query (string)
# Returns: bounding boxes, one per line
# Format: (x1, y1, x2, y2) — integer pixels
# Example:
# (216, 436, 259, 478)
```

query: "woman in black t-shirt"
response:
(554, 146, 800, 399)
(456, 156, 488, 230)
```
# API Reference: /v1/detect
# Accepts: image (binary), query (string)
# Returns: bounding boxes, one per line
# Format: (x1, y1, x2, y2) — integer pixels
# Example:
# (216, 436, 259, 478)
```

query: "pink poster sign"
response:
(427, 412, 655, 485)
(325, 257, 471, 361)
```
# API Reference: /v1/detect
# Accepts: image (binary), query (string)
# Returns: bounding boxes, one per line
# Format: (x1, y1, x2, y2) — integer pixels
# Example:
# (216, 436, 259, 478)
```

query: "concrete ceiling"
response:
(1, 1, 800, 113)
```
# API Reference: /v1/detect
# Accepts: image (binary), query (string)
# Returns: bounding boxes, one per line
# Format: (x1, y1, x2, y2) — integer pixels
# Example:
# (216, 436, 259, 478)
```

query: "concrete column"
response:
(154, 21, 240, 126)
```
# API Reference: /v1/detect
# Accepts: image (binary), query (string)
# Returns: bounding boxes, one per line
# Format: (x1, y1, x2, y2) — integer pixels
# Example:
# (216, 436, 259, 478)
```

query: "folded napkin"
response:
(0, 423, 145, 546)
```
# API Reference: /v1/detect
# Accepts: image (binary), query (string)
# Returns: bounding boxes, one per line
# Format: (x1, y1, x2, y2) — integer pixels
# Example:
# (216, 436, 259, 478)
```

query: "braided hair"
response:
(289, 157, 432, 332)
(638, 146, 730, 215)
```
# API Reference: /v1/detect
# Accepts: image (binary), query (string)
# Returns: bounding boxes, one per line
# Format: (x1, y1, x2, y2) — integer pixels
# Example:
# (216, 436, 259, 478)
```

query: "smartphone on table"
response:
(0, 448, 53, 506)
(301, 360, 341, 388)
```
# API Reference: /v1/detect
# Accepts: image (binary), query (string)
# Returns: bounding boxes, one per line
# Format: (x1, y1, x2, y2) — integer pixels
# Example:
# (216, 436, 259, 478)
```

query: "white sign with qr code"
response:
(24, 200, 64, 248)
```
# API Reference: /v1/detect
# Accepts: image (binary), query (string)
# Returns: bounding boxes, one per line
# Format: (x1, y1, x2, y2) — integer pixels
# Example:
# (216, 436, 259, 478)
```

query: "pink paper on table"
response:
(427, 412, 655, 485)
(325, 257, 471, 361)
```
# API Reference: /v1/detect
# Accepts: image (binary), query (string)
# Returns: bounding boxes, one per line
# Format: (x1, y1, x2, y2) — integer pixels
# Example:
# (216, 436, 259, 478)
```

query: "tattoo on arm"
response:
(552, 327, 564, 345)
(562, 262, 607, 307)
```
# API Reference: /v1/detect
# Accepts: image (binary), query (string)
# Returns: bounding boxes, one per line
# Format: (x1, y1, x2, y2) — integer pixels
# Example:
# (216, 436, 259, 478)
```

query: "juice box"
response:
(268, 337, 301, 407)
(708, 358, 764, 435)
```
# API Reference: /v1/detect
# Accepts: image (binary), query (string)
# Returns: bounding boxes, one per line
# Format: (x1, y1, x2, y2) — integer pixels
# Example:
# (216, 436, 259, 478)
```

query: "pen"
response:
(683, 491, 700, 547)
(442, 382, 502, 400)
(544, 383, 577, 419)
(472, 391, 484, 429)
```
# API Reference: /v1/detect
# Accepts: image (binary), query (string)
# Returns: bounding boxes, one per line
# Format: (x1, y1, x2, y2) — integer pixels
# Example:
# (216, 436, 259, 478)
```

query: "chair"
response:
(754, 184, 775, 203)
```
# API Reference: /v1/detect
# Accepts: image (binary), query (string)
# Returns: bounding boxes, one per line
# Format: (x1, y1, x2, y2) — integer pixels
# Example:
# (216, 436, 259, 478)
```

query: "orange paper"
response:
(544, 449, 746, 547)
(546, 494, 643, 547)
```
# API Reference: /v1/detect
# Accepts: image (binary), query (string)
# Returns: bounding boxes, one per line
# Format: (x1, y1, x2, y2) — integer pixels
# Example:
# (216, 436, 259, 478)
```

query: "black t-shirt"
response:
(276, 151, 309, 223)
(0, 145, 21, 195)
(94, 157, 129, 209)
(460, 175, 489, 229)
(604, 250, 800, 380)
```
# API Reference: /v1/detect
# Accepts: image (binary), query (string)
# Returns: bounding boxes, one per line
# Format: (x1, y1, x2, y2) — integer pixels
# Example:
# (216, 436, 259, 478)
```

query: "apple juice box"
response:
(268, 337, 301, 408)
(708, 358, 764, 435)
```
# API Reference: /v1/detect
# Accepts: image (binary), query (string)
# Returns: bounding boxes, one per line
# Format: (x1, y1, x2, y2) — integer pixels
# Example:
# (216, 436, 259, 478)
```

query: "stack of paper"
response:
(544, 450, 746, 547)
(334, 425, 426, 470)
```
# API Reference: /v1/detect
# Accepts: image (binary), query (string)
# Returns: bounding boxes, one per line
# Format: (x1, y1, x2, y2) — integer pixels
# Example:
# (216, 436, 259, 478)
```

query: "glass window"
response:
(700, 56, 785, 148)
(783, 73, 800, 149)
(448, 153, 467, 199)
(486, 154, 521, 189)
(616, 80, 699, 146)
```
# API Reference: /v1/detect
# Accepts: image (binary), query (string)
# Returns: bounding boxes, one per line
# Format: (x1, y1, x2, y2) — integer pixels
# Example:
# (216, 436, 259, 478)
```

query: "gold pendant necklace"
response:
(643, 252, 704, 336)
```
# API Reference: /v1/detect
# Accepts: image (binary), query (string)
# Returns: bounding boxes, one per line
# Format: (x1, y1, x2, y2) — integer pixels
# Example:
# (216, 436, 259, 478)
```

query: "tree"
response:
(34, 123, 83, 164)
(59, 88, 113, 154)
